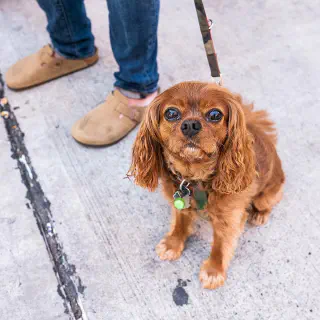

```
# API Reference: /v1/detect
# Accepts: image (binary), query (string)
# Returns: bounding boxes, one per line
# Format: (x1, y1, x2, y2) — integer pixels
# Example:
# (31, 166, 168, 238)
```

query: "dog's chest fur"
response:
(163, 150, 217, 182)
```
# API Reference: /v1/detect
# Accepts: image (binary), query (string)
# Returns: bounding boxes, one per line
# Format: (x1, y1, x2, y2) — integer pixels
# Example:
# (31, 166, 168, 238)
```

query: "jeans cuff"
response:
(114, 79, 159, 96)
(52, 42, 96, 60)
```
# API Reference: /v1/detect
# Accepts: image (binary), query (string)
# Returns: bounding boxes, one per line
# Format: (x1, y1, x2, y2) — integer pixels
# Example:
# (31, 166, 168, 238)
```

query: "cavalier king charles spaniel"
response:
(128, 82, 285, 289)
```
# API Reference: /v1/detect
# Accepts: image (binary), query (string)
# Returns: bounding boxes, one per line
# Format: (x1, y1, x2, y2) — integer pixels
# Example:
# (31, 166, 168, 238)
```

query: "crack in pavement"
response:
(0, 73, 87, 320)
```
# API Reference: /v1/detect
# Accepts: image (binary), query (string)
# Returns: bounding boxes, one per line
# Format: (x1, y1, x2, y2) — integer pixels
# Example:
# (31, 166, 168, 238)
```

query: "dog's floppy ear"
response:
(213, 95, 256, 194)
(128, 96, 164, 191)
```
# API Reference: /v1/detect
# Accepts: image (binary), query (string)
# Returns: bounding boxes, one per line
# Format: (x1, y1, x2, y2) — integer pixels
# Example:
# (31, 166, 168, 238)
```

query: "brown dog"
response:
(128, 82, 284, 289)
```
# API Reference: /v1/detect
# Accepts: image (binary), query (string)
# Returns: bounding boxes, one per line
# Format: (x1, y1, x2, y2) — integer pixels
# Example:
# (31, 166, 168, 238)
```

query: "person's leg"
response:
(72, 0, 160, 146)
(37, 0, 95, 59)
(107, 0, 160, 95)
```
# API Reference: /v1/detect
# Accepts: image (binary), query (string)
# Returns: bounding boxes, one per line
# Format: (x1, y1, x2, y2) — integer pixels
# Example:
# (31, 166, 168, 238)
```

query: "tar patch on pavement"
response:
(172, 279, 190, 306)
(0, 73, 86, 320)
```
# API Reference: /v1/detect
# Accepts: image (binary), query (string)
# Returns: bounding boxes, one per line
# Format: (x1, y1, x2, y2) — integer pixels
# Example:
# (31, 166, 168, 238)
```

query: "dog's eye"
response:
(164, 108, 181, 121)
(206, 109, 223, 122)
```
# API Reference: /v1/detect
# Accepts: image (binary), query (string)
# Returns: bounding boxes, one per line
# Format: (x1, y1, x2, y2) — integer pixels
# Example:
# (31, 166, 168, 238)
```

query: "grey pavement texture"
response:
(0, 0, 319, 319)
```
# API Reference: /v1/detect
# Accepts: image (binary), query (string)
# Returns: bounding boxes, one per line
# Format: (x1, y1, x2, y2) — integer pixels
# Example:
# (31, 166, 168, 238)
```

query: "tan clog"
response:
(5, 44, 98, 90)
(71, 90, 147, 146)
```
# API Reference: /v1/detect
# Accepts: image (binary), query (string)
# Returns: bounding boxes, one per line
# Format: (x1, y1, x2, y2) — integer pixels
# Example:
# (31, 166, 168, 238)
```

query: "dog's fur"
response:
(128, 82, 285, 289)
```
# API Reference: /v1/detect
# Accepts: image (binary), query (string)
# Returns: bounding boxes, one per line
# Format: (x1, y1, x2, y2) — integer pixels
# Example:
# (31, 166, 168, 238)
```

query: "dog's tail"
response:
(237, 97, 277, 146)
(248, 108, 277, 145)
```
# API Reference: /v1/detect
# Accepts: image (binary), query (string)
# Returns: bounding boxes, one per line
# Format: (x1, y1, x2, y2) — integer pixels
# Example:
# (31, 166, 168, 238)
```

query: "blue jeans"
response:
(37, 0, 160, 95)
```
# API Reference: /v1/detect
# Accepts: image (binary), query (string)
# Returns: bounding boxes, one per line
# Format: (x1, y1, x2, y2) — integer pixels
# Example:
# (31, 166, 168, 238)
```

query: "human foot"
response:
(71, 89, 158, 146)
(5, 44, 98, 90)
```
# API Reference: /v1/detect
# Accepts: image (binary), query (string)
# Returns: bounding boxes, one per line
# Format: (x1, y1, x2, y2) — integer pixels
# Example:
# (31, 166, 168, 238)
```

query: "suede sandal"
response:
(5, 44, 99, 90)
(71, 89, 149, 146)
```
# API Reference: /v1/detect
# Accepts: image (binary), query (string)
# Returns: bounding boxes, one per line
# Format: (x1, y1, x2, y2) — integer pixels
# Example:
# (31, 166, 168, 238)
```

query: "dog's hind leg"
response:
(248, 183, 284, 226)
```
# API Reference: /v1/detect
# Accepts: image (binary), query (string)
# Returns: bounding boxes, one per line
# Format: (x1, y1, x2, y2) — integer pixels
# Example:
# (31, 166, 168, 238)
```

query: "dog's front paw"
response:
(248, 210, 270, 226)
(199, 260, 226, 289)
(156, 236, 185, 261)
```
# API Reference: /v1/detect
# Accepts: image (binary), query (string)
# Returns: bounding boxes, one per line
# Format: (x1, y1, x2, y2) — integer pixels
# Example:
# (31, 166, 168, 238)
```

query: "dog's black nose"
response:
(181, 120, 202, 137)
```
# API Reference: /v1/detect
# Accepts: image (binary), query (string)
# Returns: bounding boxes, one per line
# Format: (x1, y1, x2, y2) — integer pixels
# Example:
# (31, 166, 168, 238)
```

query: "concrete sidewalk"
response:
(0, 0, 319, 319)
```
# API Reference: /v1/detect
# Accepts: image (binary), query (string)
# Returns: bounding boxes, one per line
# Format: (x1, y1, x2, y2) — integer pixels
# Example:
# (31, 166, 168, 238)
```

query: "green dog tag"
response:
(174, 197, 185, 210)
(173, 190, 190, 210)
(173, 181, 191, 210)
(194, 189, 208, 210)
